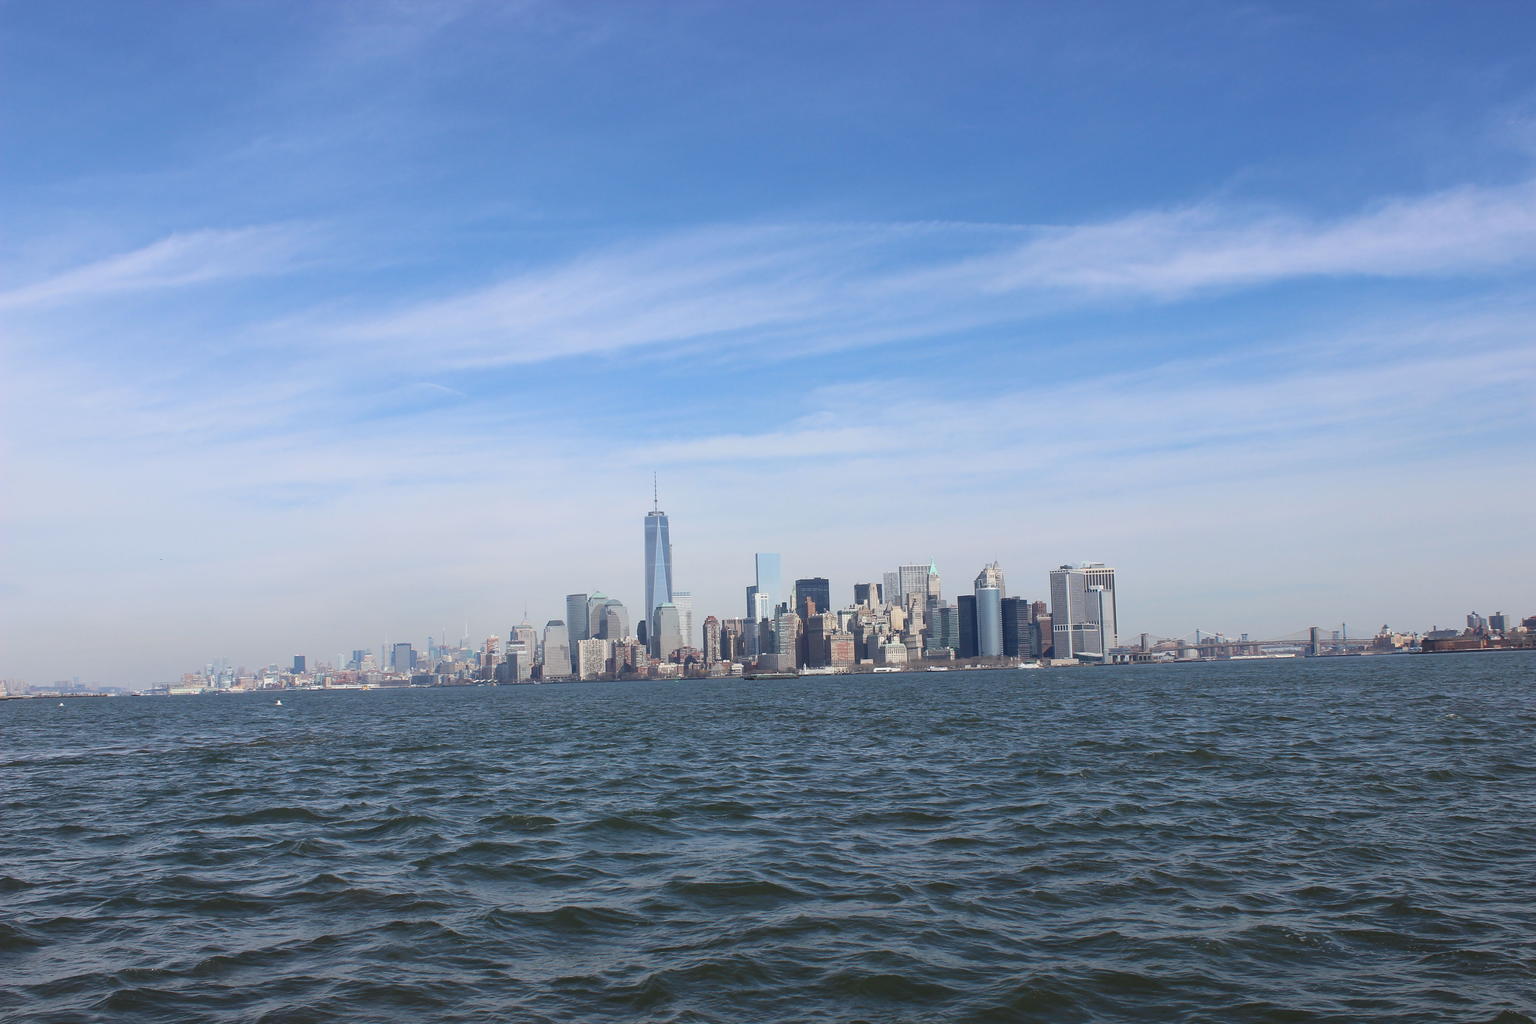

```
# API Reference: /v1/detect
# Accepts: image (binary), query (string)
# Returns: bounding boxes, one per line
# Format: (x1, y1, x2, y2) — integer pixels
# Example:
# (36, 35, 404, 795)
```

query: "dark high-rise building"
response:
(1034, 613, 1053, 658)
(852, 582, 882, 608)
(795, 577, 831, 618)
(803, 613, 831, 668)
(1001, 598, 1034, 658)
(565, 593, 590, 651)
(957, 595, 978, 659)
(292, 655, 306, 674)
(929, 604, 960, 654)
(391, 642, 415, 674)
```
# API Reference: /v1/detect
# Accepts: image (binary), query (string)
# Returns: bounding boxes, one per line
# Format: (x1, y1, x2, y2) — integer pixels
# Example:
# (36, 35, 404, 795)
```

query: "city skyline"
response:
(7, 484, 1529, 686)
(3, 3, 1535, 685)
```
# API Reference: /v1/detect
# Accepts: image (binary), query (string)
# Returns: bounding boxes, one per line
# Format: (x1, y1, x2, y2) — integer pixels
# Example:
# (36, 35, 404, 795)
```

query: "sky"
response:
(3, 0, 1535, 685)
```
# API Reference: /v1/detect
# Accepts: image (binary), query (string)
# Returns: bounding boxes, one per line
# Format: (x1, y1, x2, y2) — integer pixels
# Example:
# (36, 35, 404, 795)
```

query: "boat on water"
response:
(742, 671, 798, 681)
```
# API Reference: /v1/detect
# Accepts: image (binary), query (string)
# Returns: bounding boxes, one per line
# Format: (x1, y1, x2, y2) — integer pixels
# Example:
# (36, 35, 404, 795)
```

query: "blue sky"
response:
(3, 1, 1535, 684)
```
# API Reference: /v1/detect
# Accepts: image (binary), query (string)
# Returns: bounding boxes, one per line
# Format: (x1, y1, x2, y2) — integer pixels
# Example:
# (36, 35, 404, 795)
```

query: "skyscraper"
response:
(929, 604, 960, 654)
(1001, 597, 1034, 659)
(542, 620, 570, 679)
(651, 603, 682, 660)
(510, 620, 538, 665)
(674, 591, 695, 649)
(599, 599, 629, 641)
(391, 642, 415, 674)
(794, 577, 831, 618)
(1049, 563, 1118, 660)
(576, 637, 610, 680)
(565, 593, 590, 651)
(644, 487, 673, 632)
(585, 592, 609, 640)
(894, 564, 931, 608)
(974, 562, 1004, 658)
(957, 595, 977, 658)
(754, 553, 781, 615)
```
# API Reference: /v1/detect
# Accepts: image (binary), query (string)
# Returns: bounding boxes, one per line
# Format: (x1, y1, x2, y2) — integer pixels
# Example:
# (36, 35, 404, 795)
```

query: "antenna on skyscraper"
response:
(652, 471, 659, 512)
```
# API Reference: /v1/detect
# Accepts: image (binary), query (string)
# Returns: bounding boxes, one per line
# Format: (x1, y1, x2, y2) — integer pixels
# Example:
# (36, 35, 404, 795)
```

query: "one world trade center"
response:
(644, 482, 673, 630)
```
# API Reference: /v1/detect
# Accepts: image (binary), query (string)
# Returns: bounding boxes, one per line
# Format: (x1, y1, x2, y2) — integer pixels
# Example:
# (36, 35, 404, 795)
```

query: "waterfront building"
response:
(774, 610, 800, 663)
(504, 641, 531, 681)
(957, 595, 978, 658)
(292, 655, 306, 674)
(794, 577, 831, 618)
(1001, 596, 1035, 658)
(975, 563, 1005, 658)
(828, 630, 856, 667)
(390, 642, 415, 674)
(702, 615, 722, 664)
(577, 637, 611, 680)
(875, 640, 908, 666)
(1049, 563, 1118, 660)
(644, 495, 673, 631)
(542, 620, 570, 679)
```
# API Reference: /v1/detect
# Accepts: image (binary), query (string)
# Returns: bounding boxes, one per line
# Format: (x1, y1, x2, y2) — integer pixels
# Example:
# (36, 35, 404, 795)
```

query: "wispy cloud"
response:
(325, 178, 1536, 370)
(957, 179, 1536, 296)
(0, 224, 318, 311)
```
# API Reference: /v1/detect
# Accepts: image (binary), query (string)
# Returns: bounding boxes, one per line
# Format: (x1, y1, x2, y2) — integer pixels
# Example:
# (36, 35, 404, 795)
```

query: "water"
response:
(3, 655, 1535, 1023)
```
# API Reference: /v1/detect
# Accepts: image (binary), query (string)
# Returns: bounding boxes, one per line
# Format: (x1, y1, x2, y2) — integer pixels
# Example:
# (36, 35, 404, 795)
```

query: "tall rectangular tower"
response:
(754, 553, 782, 615)
(1049, 563, 1117, 660)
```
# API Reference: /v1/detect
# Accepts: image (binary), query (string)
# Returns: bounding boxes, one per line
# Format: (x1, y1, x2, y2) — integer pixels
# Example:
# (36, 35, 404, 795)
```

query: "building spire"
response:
(652, 471, 659, 512)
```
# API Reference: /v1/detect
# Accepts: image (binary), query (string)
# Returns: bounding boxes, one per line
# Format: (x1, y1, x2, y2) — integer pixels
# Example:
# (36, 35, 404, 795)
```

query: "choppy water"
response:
(3, 654, 1535, 1023)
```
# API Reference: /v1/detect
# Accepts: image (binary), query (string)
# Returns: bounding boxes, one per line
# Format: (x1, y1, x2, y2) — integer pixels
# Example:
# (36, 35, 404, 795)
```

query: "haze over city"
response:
(4, 2, 1536, 686)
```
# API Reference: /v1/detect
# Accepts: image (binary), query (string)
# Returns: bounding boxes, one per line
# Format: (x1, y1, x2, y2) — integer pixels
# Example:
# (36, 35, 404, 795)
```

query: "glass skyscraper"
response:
(644, 503, 673, 628)
(974, 563, 1005, 658)
(754, 553, 781, 615)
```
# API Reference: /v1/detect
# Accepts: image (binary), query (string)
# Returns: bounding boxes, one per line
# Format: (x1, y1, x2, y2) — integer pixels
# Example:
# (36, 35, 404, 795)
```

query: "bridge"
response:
(1130, 626, 1387, 659)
